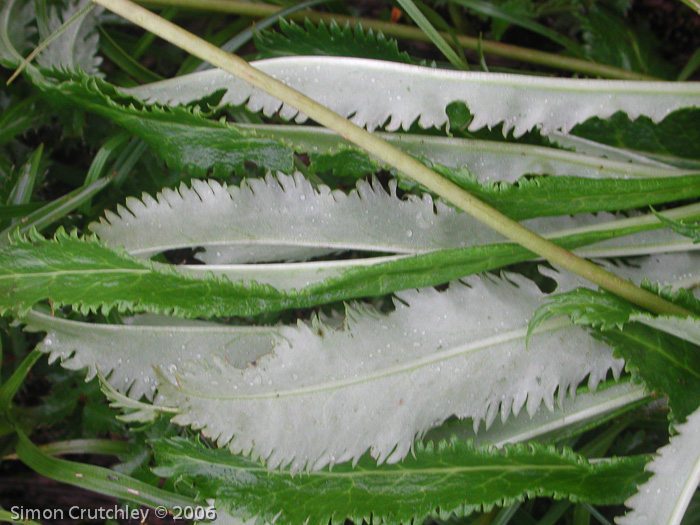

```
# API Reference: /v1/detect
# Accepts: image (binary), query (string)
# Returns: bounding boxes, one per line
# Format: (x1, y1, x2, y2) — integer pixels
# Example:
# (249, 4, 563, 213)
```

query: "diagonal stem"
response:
(91, 0, 692, 319)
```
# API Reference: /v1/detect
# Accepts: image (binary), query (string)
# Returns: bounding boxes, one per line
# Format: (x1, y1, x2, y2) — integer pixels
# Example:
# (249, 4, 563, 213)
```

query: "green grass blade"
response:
(396, 0, 469, 70)
(15, 430, 198, 511)
(678, 47, 700, 81)
(4, 438, 132, 460)
(7, 144, 43, 206)
(97, 25, 164, 83)
(446, 0, 586, 59)
(0, 510, 41, 525)
(0, 177, 112, 244)
(0, 349, 42, 412)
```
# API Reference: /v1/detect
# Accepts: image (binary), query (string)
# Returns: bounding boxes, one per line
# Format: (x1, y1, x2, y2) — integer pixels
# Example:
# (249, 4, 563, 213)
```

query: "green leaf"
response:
(18, 254, 696, 417)
(309, 146, 380, 179)
(115, 273, 625, 469)
(528, 288, 638, 336)
(34, 71, 295, 177)
(0, 196, 695, 318)
(571, 109, 700, 162)
(89, 174, 513, 263)
(632, 314, 700, 348)
(254, 19, 413, 64)
(98, 369, 176, 423)
(594, 324, 700, 422)
(651, 210, 700, 243)
(0, 228, 289, 318)
(430, 167, 700, 221)
(152, 436, 649, 524)
(530, 288, 700, 421)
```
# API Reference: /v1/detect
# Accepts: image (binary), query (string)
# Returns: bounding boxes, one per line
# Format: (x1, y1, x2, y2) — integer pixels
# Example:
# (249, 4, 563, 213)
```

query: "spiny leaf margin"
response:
(152, 436, 649, 525)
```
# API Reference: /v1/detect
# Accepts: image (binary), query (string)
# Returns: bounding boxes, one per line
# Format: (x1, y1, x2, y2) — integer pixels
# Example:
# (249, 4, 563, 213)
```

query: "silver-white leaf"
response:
(21, 252, 699, 406)
(425, 379, 647, 447)
(89, 174, 700, 290)
(124, 56, 700, 136)
(35, 0, 103, 76)
(22, 310, 276, 401)
(243, 124, 693, 182)
(89, 173, 513, 264)
(617, 405, 700, 525)
(158, 273, 624, 472)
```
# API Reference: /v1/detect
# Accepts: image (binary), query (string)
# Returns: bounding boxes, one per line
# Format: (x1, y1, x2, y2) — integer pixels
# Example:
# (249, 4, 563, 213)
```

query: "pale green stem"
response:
(135, 0, 655, 80)
(678, 0, 700, 15)
(90, 0, 692, 319)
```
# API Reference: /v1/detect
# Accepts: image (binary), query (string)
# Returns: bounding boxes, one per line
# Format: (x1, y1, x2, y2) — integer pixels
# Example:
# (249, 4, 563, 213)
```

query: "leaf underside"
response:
(124, 56, 700, 136)
(618, 405, 700, 525)
(156, 273, 625, 471)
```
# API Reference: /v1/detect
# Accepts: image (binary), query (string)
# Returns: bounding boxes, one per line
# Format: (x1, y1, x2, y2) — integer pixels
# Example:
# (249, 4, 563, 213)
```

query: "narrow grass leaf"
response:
(15, 430, 198, 511)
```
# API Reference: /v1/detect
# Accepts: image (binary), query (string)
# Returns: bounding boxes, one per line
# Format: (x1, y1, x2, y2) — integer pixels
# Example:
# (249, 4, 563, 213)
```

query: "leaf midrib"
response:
(172, 317, 572, 401)
(0, 268, 150, 279)
(170, 453, 607, 478)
